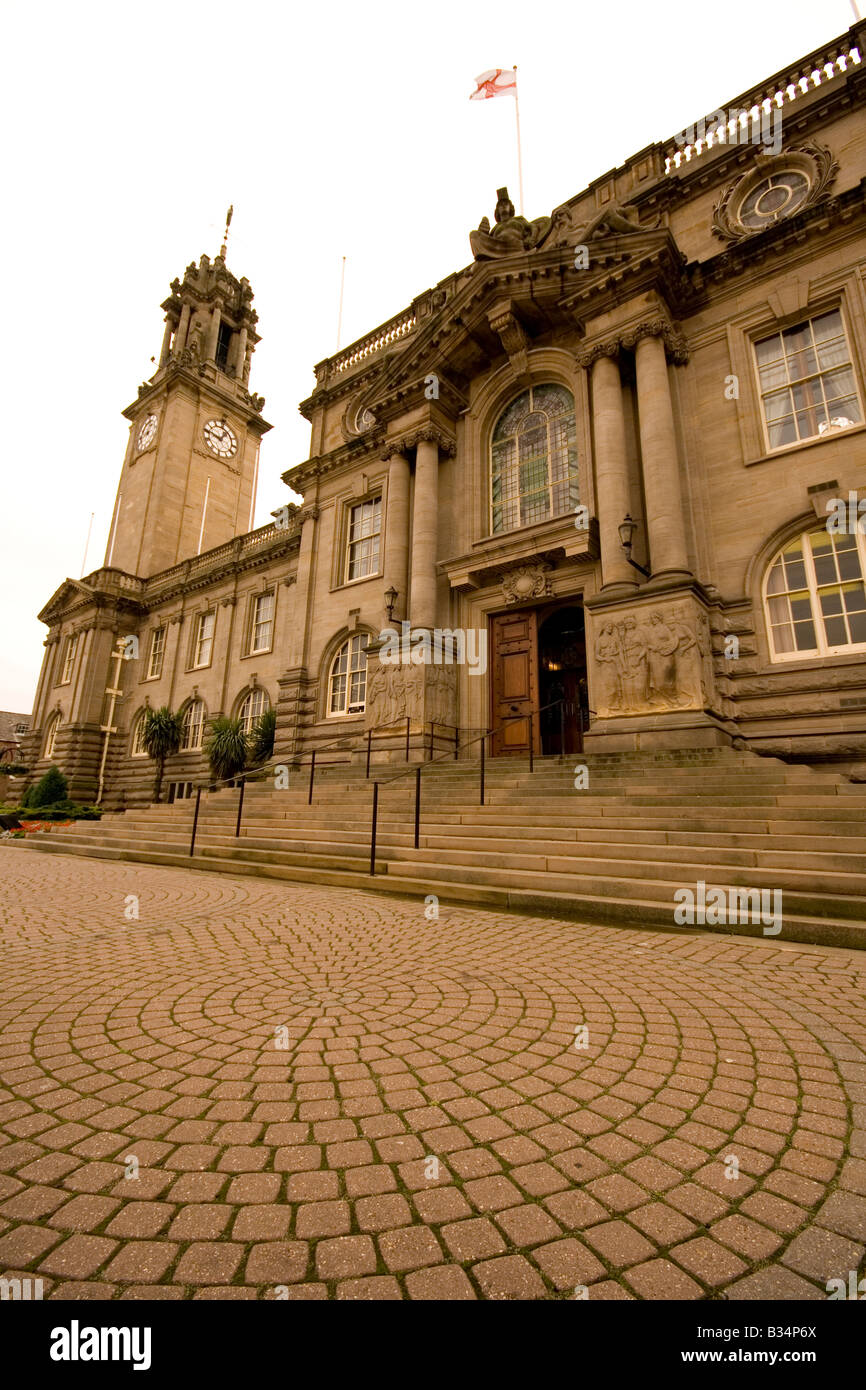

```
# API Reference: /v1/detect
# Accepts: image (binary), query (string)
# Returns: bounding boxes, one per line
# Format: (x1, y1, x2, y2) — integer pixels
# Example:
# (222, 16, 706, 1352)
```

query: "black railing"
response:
(365, 718, 458, 777)
(186, 702, 593, 861)
(368, 698, 573, 876)
(185, 716, 457, 855)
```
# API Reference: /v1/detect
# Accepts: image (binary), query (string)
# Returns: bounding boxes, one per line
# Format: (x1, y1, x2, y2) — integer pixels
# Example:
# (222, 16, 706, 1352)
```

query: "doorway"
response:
(488, 609, 538, 757)
(537, 605, 587, 755)
(488, 601, 587, 757)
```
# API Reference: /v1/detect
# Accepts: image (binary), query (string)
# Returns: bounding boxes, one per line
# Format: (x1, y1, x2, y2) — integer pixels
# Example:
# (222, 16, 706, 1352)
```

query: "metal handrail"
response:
(185, 715, 460, 855)
(368, 697, 579, 875)
(187, 701, 593, 859)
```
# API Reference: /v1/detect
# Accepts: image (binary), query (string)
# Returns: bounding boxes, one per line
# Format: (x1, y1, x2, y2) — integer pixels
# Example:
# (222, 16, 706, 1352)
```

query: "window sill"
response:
(331, 572, 382, 594)
(746, 423, 866, 467)
(764, 648, 866, 671)
(241, 647, 273, 660)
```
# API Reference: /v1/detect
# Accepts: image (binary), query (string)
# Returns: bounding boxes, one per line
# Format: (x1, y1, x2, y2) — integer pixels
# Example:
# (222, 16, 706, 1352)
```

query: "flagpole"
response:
(80, 510, 94, 577)
(513, 66, 525, 214)
(336, 255, 347, 351)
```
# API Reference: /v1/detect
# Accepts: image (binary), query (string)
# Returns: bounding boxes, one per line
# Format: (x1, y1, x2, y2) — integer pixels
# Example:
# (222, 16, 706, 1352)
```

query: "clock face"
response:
(137, 414, 158, 450)
(203, 419, 238, 458)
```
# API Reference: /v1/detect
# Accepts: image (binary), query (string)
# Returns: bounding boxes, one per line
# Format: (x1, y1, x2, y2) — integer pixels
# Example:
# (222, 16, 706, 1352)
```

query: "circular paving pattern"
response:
(0, 852, 864, 1300)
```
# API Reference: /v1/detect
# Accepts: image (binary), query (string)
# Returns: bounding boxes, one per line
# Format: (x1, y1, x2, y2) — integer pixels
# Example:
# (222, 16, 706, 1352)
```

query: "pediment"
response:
(346, 223, 687, 429)
(38, 577, 96, 624)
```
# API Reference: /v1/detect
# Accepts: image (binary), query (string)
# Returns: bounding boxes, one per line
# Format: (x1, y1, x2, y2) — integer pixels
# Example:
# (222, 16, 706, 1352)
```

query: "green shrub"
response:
(29, 766, 68, 808)
(248, 707, 276, 765)
(141, 707, 184, 803)
(17, 802, 102, 822)
(205, 717, 248, 783)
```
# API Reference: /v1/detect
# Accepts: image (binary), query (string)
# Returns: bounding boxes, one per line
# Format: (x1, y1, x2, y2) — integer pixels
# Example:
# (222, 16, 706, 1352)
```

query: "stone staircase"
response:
(8, 748, 866, 948)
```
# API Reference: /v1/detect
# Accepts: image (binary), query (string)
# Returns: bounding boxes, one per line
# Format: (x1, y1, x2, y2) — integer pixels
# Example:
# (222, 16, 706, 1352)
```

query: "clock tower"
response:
(104, 244, 272, 577)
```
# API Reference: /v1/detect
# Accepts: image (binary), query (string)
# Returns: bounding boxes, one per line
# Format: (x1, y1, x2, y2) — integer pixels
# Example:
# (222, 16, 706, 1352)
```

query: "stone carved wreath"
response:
(712, 142, 838, 243)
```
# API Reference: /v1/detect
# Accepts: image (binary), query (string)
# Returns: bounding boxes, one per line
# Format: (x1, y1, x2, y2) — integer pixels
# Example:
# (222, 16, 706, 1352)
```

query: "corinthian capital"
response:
(395, 425, 457, 458)
(621, 318, 689, 365)
(575, 339, 622, 369)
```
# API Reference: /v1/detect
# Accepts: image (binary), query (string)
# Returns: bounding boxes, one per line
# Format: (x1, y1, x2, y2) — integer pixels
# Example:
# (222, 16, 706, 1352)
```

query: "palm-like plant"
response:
(205, 717, 248, 785)
(142, 707, 184, 803)
(247, 707, 276, 765)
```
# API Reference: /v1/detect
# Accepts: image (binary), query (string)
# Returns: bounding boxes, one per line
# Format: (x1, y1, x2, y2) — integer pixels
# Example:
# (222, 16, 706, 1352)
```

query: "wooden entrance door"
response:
(489, 610, 539, 757)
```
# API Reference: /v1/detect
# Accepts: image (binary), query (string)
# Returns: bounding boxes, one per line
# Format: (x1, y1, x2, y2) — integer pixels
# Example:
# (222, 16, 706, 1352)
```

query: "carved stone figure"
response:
(470, 187, 552, 261)
(429, 664, 457, 727)
(641, 612, 697, 708)
(548, 199, 659, 248)
(187, 316, 207, 361)
(365, 659, 388, 725)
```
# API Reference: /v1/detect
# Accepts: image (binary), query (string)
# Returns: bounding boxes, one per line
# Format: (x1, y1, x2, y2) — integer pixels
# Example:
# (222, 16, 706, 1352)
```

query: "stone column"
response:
(409, 436, 439, 630)
(233, 325, 248, 379)
(206, 302, 222, 362)
(632, 326, 691, 580)
(383, 450, 410, 621)
(159, 316, 176, 366)
(287, 506, 318, 668)
(173, 301, 192, 355)
(586, 348, 638, 591)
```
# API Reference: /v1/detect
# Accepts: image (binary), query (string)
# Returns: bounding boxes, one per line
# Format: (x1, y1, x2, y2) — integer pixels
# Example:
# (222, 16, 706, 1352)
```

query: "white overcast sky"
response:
(0, 0, 857, 711)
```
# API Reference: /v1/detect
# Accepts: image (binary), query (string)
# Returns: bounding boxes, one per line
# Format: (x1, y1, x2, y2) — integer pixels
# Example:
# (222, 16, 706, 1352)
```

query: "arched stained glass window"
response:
(491, 383, 579, 535)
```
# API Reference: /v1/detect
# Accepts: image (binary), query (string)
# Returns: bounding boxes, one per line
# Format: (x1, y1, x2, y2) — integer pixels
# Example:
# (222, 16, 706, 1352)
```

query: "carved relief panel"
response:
(588, 599, 717, 718)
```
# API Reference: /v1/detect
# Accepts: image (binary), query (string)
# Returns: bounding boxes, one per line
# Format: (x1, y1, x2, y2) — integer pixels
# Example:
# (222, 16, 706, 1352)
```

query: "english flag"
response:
(469, 68, 517, 100)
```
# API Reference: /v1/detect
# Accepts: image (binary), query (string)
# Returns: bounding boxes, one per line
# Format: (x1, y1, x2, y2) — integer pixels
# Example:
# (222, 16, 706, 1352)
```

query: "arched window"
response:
(180, 699, 206, 750)
(43, 714, 61, 760)
(238, 687, 268, 735)
(130, 711, 148, 757)
(764, 526, 866, 661)
(328, 634, 369, 716)
(490, 383, 579, 534)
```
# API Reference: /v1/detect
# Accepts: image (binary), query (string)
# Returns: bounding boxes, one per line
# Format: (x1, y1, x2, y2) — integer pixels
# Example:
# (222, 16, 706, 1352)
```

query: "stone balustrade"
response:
(664, 32, 861, 172)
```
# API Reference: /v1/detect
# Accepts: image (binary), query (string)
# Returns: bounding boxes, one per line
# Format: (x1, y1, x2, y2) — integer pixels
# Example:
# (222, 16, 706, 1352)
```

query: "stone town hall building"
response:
(23, 21, 866, 807)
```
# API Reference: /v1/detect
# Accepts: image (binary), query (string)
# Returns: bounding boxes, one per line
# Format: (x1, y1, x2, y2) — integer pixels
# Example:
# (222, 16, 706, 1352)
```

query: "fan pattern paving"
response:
(0, 855, 864, 1300)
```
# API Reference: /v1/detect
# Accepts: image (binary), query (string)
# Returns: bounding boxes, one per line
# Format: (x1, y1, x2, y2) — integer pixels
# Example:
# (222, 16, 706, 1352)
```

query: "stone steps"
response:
(12, 833, 863, 949)
(8, 747, 866, 949)
(61, 820, 866, 873)
(53, 826, 866, 905)
(108, 808, 866, 832)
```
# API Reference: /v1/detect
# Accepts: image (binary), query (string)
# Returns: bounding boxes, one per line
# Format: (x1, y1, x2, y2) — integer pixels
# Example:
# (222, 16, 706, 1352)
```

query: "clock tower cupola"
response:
(105, 220, 272, 577)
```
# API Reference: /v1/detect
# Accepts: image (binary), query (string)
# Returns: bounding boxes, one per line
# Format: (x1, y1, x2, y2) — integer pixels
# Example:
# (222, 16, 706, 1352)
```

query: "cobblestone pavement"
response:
(0, 853, 865, 1301)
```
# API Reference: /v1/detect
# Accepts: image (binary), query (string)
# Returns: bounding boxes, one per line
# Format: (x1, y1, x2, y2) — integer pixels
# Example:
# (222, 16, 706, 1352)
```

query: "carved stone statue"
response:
(470, 187, 552, 261)
(548, 199, 659, 248)
(187, 316, 207, 361)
